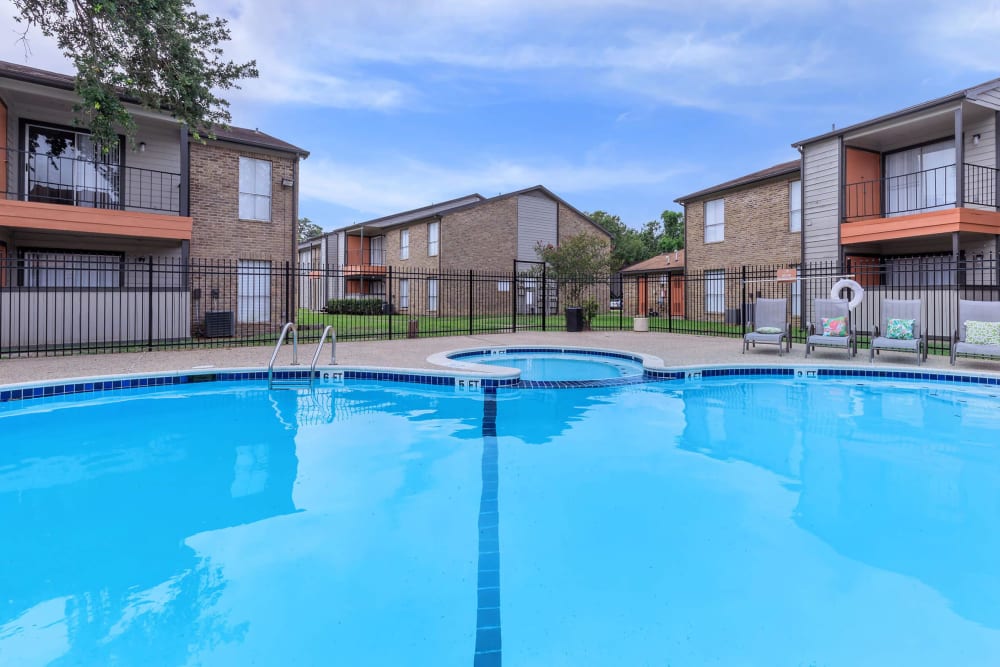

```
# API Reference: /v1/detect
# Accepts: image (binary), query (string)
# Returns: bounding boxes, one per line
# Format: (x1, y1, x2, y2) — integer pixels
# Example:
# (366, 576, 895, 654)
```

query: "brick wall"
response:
(188, 141, 299, 329)
(383, 220, 439, 271)
(441, 197, 518, 273)
(189, 142, 297, 264)
(684, 176, 801, 275)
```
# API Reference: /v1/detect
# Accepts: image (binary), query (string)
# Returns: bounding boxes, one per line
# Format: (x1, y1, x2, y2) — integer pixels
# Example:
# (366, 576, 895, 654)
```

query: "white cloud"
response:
(913, 1, 1000, 72)
(300, 154, 678, 219)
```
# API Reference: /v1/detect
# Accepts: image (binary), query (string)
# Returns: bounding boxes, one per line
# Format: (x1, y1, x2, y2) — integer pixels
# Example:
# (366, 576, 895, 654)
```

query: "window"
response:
(370, 236, 385, 265)
(21, 250, 121, 287)
(886, 255, 955, 287)
(239, 157, 272, 221)
(399, 278, 409, 308)
(428, 278, 438, 311)
(705, 269, 725, 314)
(400, 229, 410, 260)
(237, 259, 272, 323)
(885, 139, 955, 216)
(789, 180, 802, 232)
(704, 199, 724, 243)
(428, 221, 439, 256)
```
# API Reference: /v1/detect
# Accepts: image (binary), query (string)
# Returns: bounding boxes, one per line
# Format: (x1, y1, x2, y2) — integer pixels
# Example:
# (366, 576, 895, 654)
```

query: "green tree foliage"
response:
(534, 233, 612, 306)
(298, 217, 323, 242)
(588, 209, 684, 270)
(658, 210, 685, 253)
(14, 0, 258, 151)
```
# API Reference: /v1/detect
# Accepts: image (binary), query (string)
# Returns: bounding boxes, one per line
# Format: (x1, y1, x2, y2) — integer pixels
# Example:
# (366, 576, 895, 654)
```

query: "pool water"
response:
(457, 351, 643, 380)
(3, 377, 1000, 665)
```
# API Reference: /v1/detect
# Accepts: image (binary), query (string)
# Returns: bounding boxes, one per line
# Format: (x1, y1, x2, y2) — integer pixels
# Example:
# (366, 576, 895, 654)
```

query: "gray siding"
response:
(516, 193, 557, 263)
(964, 114, 996, 167)
(803, 137, 841, 263)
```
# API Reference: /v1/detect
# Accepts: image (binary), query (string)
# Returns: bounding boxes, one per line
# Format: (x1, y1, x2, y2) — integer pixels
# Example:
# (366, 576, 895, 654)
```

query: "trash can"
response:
(565, 307, 583, 332)
(407, 318, 419, 338)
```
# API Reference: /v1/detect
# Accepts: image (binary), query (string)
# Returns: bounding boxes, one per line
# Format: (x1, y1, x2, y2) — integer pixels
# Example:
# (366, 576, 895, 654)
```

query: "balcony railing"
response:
(344, 249, 386, 266)
(1, 146, 182, 215)
(844, 163, 998, 222)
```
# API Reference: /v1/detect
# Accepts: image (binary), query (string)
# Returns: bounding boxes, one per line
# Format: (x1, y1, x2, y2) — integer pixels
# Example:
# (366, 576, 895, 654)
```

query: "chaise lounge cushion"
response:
(756, 326, 783, 334)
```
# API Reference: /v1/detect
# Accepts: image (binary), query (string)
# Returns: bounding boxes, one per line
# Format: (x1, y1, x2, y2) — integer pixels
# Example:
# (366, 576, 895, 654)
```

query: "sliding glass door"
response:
(884, 139, 955, 216)
(24, 124, 120, 208)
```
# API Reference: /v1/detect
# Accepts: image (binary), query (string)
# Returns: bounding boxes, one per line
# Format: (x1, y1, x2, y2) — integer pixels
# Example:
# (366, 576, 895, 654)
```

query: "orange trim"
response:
(343, 264, 386, 277)
(841, 207, 1000, 244)
(0, 199, 192, 240)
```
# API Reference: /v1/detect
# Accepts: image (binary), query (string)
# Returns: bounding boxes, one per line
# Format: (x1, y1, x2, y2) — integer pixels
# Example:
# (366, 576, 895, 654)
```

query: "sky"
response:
(2, 0, 1000, 232)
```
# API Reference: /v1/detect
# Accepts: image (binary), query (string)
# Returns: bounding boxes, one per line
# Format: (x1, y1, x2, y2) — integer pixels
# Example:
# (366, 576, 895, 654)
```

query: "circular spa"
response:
(3, 367, 1000, 665)
(446, 347, 646, 382)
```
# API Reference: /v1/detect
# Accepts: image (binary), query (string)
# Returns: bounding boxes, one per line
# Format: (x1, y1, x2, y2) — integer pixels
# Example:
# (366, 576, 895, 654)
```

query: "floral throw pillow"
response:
(886, 318, 915, 340)
(756, 326, 783, 334)
(965, 320, 1000, 346)
(821, 316, 848, 337)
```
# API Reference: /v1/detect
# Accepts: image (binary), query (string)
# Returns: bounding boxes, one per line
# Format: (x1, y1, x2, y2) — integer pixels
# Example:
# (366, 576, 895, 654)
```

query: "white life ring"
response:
(830, 278, 865, 310)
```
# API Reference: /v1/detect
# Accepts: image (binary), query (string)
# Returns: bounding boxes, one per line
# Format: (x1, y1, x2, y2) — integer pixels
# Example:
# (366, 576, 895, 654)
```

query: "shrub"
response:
(325, 297, 385, 315)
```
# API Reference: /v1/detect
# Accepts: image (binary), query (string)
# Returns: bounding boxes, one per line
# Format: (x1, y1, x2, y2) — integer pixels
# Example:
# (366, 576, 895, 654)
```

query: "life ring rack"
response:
(830, 278, 865, 310)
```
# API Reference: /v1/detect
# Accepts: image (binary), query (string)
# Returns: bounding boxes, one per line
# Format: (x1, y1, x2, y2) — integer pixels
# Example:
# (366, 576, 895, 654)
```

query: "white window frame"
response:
(428, 278, 438, 311)
(239, 157, 272, 221)
(789, 180, 802, 232)
(400, 229, 410, 260)
(399, 278, 410, 308)
(705, 269, 725, 314)
(704, 198, 724, 243)
(428, 221, 439, 257)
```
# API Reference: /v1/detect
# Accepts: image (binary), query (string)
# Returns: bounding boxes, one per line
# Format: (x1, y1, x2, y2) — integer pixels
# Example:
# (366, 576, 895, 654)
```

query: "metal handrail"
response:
(309, 326, 336, 387)
(267, 322, 299, 389)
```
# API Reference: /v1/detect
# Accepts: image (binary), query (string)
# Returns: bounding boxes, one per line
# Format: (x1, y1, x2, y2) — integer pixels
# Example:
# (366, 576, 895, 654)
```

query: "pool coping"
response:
(4, 348, 1000, 404)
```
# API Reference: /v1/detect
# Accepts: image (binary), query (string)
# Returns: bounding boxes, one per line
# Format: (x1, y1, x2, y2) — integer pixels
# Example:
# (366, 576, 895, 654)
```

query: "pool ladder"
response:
(268, 323, 336, 390)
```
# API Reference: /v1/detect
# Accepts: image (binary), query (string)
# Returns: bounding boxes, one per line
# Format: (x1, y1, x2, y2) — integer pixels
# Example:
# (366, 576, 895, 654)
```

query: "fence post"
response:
(468, 270, 474, 335)
(667, 274, 673, 333)
(147, 256, 154, 351)
(740, 265, 747, 335)
(387, 266, 393, 340)
(542, 264, 547, 332)
(511, 263, 517, 333)
(284, 261, 291, 325)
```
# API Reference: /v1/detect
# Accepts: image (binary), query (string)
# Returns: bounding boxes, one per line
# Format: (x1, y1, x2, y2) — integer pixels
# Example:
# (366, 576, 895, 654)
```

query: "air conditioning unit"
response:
(205, 310, 235, 337)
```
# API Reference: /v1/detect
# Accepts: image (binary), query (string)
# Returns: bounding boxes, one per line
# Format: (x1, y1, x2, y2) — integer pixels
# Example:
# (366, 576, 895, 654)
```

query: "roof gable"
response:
(675, 160, 800, 204)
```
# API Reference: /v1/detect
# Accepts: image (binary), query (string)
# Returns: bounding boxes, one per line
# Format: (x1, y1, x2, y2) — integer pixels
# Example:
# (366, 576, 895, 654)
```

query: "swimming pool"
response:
(3, 371, 1000, 665)
(448, 348, 644, 381)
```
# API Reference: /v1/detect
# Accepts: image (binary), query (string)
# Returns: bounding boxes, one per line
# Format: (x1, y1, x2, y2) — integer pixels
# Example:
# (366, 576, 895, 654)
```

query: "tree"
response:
(658, 210, 685, 253)
(298, 217, 323, 242)
(13, 0, 258, 151)
(535, 233, 612, 308)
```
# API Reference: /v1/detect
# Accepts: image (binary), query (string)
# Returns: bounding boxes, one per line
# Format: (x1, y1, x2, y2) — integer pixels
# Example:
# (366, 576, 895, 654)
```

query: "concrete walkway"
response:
(4, 330, 1000, 387)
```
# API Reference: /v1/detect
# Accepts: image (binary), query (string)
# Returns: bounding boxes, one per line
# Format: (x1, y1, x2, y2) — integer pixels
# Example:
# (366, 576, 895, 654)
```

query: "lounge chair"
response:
(870, 299, 925, 365)
(805, 298, 855, 358)
(743, 298, 791, 356)
(951, 299, 1000, 365)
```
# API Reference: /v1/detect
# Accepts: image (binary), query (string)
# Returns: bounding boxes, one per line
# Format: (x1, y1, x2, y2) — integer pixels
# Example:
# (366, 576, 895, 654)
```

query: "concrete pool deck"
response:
(4, 330, 1000, 386)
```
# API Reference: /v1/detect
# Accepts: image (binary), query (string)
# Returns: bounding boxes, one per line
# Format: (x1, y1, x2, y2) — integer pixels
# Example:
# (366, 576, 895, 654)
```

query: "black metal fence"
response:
(1, 255, 997, 358)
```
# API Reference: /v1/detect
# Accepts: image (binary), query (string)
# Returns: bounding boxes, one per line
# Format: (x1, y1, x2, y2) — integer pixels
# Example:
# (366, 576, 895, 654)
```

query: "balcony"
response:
(343, 248, 386, 278)
(0, 146, 192, 240)
(842, 163, 1000, 245)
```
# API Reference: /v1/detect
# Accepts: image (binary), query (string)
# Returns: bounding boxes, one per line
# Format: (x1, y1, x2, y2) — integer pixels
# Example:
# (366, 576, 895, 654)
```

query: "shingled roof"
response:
(674, 160, 800, 204)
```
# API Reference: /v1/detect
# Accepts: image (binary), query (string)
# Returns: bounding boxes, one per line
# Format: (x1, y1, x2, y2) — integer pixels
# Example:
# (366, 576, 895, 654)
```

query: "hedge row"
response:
(324, 298, 386, 315)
